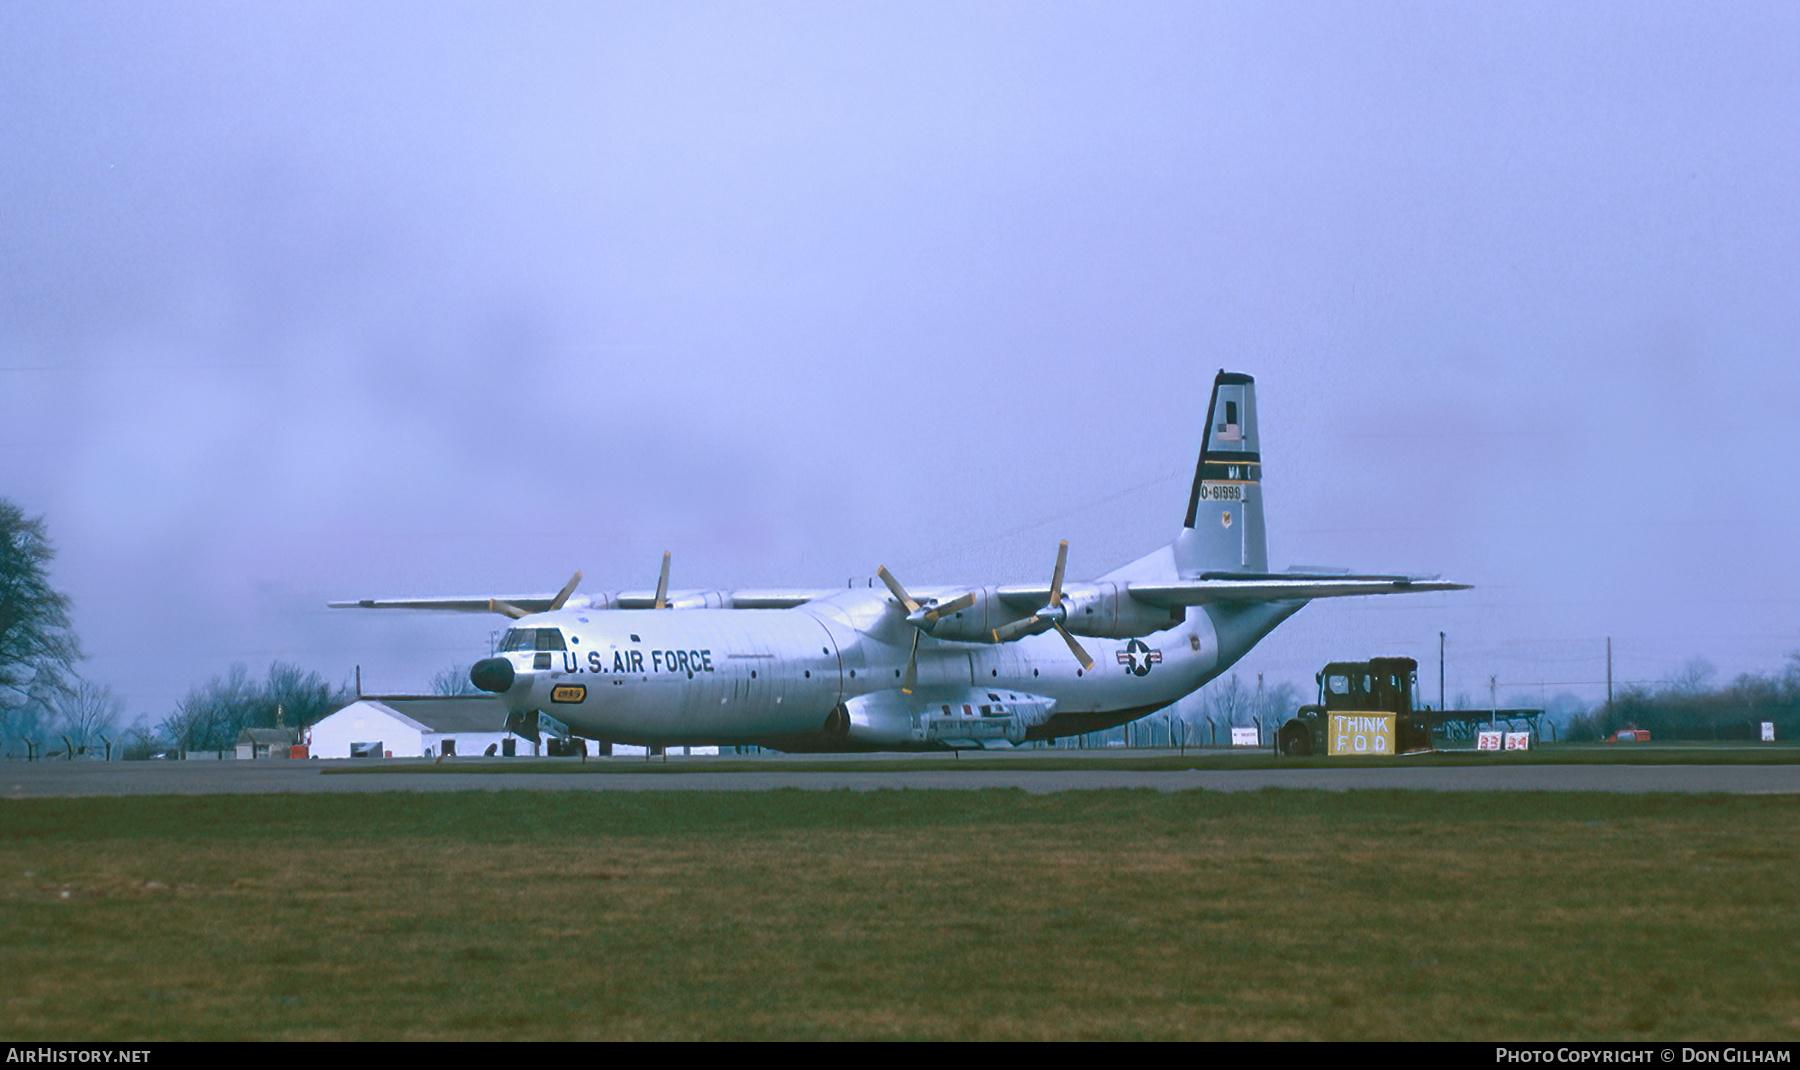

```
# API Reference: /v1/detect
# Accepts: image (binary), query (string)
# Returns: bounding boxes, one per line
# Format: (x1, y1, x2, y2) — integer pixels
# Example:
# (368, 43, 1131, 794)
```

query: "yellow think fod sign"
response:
(1329, 713, 1395, 756)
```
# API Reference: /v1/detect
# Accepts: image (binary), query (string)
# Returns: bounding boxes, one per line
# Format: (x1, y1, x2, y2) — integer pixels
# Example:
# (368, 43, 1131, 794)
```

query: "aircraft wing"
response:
(1125, 575, 1470, 607)
(609, 589, 838, 609)
(723, 589, 840, 609)
(325, 590, 568, 608)
(330, 588, 840, 612)
(327, 595, 562, 613)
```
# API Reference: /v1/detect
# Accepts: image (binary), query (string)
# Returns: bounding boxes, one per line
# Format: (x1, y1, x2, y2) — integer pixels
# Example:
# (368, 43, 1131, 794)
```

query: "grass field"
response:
(3, 789, 1797, 1040)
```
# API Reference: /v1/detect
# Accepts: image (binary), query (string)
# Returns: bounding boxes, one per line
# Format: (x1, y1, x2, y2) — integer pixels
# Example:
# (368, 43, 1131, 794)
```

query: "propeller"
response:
(653, 551, 671, 609)
(550, 570, 583, 610)
(876, 566, 977, 693)
(989, 541, 1095, 671)
(487, 598, 528, 619)
(486, 569, 582, 619)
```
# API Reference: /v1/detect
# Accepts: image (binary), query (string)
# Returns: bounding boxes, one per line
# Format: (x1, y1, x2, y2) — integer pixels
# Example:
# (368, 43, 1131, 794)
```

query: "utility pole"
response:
(1490, 674, 1498, 726)
(1606, 637, 1613, 713)
(1439, 631, 1446, 712)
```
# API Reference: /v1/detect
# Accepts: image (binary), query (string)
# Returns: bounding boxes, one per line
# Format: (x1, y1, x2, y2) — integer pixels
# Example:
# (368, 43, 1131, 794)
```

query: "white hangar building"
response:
(306, 696, 534, 759)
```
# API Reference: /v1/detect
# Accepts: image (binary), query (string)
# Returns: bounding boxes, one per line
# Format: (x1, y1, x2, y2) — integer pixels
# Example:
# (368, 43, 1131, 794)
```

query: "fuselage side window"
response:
(535, 629, 567, 652)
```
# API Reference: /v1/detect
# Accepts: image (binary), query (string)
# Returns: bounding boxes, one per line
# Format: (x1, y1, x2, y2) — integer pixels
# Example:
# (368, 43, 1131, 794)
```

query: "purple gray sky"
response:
(4, 2, 1797, 722)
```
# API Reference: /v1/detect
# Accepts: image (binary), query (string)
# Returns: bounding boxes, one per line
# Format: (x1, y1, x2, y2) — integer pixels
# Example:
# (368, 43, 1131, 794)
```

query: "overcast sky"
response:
(3, 2, 1797, 722)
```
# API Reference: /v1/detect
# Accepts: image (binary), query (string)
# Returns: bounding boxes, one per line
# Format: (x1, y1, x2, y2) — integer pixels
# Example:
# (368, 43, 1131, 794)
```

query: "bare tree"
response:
(161, 661, 349, 754)
(431, 665, 478, 696)
(161, 663, 255, 753)
(1669, 657, 1717, 696)
(54, 679, 121, 751)
(120, 714, 161, 760)
(0, 692, 52, 758)
(1258, 681, 1300, 736)
(1211, 673, 1251, 726)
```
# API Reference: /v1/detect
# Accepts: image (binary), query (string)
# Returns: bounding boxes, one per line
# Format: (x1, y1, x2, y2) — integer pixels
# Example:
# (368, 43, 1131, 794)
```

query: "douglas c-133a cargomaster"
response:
(332, 372, 1469, 752)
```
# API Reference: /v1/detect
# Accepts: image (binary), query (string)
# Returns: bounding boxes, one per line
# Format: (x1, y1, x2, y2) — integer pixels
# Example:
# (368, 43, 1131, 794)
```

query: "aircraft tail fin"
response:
(1173, 370, 1268, 577)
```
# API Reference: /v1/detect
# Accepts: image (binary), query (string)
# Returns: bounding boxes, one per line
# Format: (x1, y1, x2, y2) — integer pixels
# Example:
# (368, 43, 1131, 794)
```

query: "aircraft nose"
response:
(470, 657, 515, 694)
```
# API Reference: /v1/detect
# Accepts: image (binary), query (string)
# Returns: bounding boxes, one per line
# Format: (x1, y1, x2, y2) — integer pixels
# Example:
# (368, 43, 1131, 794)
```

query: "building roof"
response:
(320, 695, 511, 735)
(236, 727, 296, 745)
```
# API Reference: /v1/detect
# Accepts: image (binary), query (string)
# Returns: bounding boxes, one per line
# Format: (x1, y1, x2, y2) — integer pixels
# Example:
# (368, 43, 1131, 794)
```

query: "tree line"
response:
(0, 499, 351, 759)
(155, 661, 351, 756)
(1563, 655, 1800, 742)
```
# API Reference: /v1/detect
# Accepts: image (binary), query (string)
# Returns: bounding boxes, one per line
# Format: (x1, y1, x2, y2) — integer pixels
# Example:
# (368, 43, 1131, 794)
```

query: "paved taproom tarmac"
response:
(6, 750, 1800, 797)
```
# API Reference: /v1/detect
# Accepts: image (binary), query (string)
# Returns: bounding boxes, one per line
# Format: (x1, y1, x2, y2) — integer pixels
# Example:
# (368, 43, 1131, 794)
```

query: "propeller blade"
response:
(1048, 540, 1069, 609)
(876, 566, 920, 614)
(992, 615, 1043, 642)
(902, 628, 921, 693)
(922, 591, 976, 624)
(549, 570, 583, 611)
(654, 551, 671, 609)
(1053, 622, 1095, 671)
(487, 598, 529, 620)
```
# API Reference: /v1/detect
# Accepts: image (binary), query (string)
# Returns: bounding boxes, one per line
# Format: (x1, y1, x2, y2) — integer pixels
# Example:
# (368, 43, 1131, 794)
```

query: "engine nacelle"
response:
(612, 589, 734, 609)
(927, 582, 1177, 642)
(917, 586, 1023, 643)
(841, 688, 1057, 748)
(1057, 582, 1183, 639)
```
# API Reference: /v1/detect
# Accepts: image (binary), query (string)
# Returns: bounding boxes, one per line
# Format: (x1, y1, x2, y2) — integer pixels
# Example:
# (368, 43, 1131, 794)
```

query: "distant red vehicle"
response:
(1609, 729, 1651, 742)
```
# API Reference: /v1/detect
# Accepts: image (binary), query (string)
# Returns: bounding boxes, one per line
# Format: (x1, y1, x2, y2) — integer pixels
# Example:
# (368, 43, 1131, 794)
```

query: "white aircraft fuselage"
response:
(469, 588, 1290, 750)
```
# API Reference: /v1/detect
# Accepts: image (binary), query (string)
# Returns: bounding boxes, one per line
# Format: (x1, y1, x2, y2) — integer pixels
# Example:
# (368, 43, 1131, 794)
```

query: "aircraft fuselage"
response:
(475, 588, 1283, 750)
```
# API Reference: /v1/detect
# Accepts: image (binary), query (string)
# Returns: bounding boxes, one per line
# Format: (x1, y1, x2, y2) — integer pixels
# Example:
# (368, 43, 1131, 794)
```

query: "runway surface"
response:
(6, 755, 1800, 797)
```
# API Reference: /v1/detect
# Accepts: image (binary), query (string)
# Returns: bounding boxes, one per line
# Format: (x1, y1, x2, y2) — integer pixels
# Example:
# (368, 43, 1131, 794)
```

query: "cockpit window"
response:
(499, 628, 566, 652)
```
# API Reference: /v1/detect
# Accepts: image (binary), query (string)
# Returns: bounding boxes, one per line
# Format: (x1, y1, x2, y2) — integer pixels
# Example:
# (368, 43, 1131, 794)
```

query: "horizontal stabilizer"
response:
(1199, 570, 1446, 583)
(1126, 577, 1470, 607)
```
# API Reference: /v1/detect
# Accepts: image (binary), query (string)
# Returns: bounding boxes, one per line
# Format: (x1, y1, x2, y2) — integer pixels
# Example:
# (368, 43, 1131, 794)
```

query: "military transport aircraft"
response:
(331, 372, 1468, 751)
